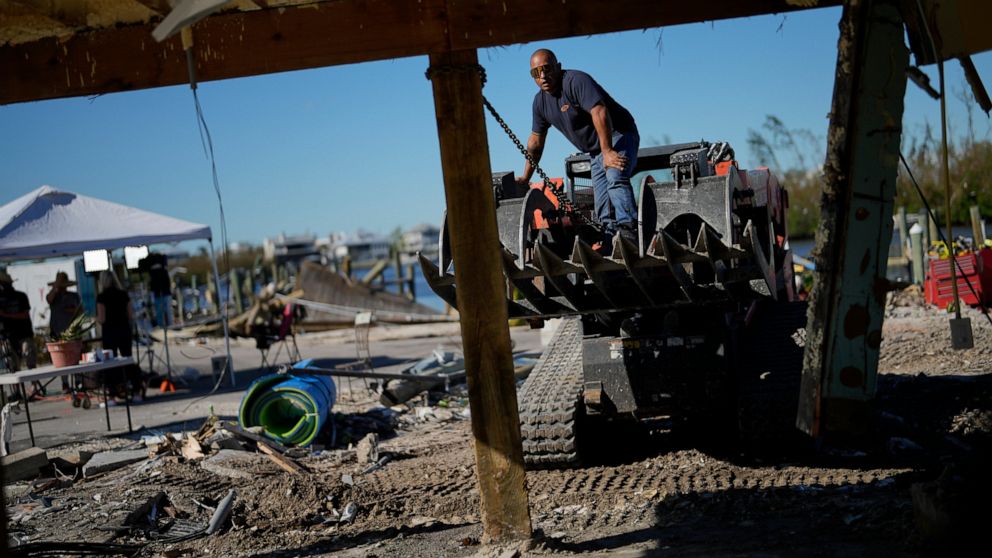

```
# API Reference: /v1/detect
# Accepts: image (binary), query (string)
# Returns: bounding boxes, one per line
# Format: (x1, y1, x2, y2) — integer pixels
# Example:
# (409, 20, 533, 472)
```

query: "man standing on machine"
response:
(515, 48, 640, 248)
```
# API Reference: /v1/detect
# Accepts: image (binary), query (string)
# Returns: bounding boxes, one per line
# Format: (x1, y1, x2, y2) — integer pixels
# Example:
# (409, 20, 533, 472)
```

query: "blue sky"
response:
(2, 5, 990, 246)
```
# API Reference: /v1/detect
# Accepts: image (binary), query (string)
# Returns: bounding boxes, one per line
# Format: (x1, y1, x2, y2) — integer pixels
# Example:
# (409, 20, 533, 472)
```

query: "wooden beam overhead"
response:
(1, 0, 841, 104)
(131, 0, 175, 15)
(9, 0, 89, 26)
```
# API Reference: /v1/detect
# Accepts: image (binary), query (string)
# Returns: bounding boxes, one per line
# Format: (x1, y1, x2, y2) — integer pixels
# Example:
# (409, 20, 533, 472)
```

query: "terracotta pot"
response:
(46, 340, 83, 368)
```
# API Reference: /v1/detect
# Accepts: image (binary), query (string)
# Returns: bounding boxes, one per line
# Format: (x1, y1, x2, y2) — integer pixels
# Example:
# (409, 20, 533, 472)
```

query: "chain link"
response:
(426, 64, 596, 230)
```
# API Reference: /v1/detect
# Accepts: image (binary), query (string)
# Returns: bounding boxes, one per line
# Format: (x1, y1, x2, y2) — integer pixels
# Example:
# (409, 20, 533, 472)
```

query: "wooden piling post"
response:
(797, 0, 908, 436)
(896, 206, 908, 258)
(428, 48, 531, 542)
(230, 269, 243, 314)
(928, 209, 940, 251)
(970, 205, 985, 245)
(910, 223, 925, 285)
(394, 250, 404, 297)
(406, 264, 416, 301)
(342, 255, 352, 281)
(246, 272, 255, 304)
(190, 275, 199, 314)
(206, 281, 217, 314)
(176, 284, 185, 325)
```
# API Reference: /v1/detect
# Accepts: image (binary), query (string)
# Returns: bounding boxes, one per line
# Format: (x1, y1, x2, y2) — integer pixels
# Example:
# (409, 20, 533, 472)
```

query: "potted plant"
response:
(46, 311, 94, 368)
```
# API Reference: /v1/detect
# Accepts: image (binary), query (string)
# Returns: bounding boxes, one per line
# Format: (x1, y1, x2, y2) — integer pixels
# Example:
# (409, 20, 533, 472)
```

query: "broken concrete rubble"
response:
(82, 449, 148, 477)
(2, 447, 49, 483)
(355, 432, 379, 465)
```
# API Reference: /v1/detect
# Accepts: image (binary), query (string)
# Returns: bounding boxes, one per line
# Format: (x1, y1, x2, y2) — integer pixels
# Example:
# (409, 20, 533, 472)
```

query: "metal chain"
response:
(425, 64, 595, 229)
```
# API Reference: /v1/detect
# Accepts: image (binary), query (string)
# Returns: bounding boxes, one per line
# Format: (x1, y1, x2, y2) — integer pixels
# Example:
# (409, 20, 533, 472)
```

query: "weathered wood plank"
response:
(9, 0, 89, 25)
(131, 0, 175, 15)
(428, 48, 531, 542)
(446, 0, 837, 51)
(1, 0, 449, 104)
(1, 0, 841, 105)
(257, 439, 307, 474)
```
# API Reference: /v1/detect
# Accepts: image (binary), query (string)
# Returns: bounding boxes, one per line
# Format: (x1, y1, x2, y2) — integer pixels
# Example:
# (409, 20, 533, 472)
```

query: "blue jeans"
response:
(152, 293, 172, 327)
(590, 129, 639, 235)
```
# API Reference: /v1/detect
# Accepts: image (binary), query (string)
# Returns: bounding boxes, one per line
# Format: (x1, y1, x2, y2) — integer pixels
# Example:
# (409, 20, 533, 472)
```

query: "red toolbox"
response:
(925, 248, 992, 308)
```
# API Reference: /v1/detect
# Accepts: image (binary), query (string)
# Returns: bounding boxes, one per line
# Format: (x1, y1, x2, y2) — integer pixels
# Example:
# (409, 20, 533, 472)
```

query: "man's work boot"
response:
(618, 222, 639, 247)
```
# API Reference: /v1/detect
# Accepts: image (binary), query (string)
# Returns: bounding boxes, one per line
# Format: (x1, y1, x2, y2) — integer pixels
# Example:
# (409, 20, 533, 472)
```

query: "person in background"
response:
(46, 271, 81, 392)
(139, 252, 172, 328)
(96, 270, 141, 402)
(0, 270, 38, 398)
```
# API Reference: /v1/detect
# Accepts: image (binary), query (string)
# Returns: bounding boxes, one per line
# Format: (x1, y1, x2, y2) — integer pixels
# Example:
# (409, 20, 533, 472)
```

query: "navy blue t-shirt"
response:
(531, 69, 636, 155)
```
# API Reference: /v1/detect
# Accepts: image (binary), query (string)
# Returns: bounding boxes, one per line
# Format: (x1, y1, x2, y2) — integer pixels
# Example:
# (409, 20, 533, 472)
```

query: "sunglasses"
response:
(530, 64, 555, 79)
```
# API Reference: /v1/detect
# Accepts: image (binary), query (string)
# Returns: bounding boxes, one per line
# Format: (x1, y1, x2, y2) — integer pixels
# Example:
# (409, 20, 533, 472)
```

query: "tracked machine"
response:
(420, 141, 809, 467)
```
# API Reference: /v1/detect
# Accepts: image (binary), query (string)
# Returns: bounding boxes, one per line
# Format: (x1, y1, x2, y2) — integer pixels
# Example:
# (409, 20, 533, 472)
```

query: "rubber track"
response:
(737, 301, 808, 451)
(518, 317, 584, 467)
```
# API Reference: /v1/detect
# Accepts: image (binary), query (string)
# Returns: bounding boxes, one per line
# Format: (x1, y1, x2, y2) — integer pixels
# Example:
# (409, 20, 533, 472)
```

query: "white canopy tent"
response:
(0, 186, 233, 384)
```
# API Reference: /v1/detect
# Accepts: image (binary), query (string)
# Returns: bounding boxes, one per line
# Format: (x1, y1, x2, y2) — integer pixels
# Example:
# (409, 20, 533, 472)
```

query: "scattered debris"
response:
(205, 489, 237, 535)
(361, 454, 393, 475)
(4, 308, 988, 558)
(379, 348, 465, 406)
(181, 434, 206, 461)
(339, 502, 357, 523)
(123, 491, 172, 529)
(257, 439, 307, 475)
(200, 450, 271, 480)
(222, 422, 291, 454)
(356, 432, 379, 465)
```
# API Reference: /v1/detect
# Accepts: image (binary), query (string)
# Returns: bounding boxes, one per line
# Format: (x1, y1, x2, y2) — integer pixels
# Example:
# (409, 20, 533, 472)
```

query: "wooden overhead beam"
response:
(0, 0, 841, 104)
(9, 0, 89, 26)
(131, 0, 175, 15)
(902, 0, 992, 65)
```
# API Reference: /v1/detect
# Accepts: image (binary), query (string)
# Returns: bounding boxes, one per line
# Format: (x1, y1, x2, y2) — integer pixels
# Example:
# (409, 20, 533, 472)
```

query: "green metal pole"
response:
(230, 269, 243, 314)
(896, 206, 908, 258)
(910, 223, 924, 285)
(970, 205, 985, 246)
(939, 59, 961, 319)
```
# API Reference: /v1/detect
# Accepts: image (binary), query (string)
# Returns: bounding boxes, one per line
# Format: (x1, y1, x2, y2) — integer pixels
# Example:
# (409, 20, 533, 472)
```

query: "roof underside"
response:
(0, 0, 841, 105)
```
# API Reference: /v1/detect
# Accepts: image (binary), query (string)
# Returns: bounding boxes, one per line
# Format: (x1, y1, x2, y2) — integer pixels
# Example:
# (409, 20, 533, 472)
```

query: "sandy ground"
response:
(4, 291, 992, 557)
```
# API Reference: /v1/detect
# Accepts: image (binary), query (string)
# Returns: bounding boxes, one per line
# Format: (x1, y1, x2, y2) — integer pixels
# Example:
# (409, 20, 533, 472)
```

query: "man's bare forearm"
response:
(523, 132, 546, 180)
